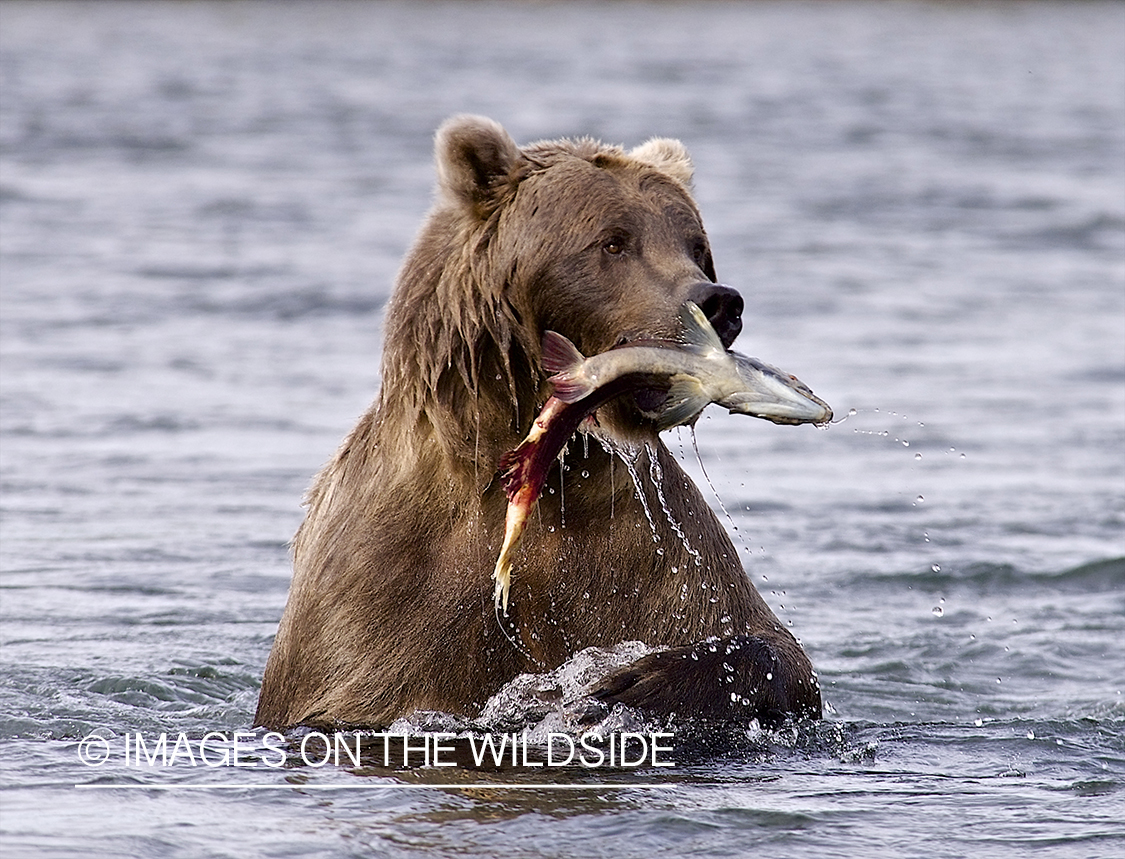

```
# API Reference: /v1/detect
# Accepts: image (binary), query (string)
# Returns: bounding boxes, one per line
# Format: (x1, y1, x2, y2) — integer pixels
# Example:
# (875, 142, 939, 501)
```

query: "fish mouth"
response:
(723, 355, 833, 425)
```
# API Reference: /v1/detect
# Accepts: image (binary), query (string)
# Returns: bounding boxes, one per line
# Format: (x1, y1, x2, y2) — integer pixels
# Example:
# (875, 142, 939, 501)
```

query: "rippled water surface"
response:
(2, 1, 1123, 857)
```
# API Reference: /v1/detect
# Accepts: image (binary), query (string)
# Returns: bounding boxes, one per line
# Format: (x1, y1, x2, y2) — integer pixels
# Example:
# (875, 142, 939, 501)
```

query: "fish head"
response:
(722, 355, 833, 426)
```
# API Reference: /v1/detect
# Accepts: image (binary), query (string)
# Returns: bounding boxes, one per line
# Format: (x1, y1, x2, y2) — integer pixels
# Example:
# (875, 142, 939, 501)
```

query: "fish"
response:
(491, 301, 832, 612)
(547, 301, 833, 429)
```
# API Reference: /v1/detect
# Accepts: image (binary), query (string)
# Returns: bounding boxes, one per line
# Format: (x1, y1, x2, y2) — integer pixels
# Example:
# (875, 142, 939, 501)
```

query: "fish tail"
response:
(542, 331, 593, 403)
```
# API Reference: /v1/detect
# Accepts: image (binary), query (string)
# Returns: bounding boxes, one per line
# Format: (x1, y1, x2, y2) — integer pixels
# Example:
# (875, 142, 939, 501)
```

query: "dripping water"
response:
(558, 447, 565, 530)
(647, 442, 703, 567)
(688, 426, 749, 560)
(617, 444, 661, 543)
(493, 598, 544, 666)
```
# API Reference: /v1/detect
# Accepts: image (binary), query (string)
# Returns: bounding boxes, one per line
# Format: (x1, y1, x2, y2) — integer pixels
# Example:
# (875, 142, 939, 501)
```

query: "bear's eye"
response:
(602, 235, 629, 256)
(691, 241, 709, 269)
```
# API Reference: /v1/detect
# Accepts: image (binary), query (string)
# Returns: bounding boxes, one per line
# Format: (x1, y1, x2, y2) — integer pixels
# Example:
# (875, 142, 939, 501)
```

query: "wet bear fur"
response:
(254, 115, 821, 731)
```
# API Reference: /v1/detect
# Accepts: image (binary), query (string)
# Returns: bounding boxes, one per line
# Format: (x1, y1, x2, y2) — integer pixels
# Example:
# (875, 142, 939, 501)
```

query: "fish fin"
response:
(498, 446, 525, 500)
(542, 331, 594, 403)
(548, 374, 595, 404)
(655, 376, 708, 429)
(678, 301, 726, 355)
(542, 331, 585, 374)
(498, 447, 519, 477)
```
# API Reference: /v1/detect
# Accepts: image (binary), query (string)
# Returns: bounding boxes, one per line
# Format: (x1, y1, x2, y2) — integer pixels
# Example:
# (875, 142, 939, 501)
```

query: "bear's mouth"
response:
(632, 386, 670, 413)
(611, 287, 741, 416)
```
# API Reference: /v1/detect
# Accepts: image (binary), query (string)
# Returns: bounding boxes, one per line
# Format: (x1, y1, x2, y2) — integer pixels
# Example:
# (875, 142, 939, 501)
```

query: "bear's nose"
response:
(689, 283, 743, 348)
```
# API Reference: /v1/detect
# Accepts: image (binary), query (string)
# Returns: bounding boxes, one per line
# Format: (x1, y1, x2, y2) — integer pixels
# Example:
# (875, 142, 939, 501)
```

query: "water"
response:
(2, 1, 1123, 856)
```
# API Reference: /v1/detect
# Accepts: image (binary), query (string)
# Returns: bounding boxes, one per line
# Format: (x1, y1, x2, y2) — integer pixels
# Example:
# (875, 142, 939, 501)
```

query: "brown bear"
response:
(254, 115, 822, 731)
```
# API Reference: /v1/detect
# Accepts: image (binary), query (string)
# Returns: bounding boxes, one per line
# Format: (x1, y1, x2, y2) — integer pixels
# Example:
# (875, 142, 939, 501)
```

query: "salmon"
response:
(491, 301, 832, 612)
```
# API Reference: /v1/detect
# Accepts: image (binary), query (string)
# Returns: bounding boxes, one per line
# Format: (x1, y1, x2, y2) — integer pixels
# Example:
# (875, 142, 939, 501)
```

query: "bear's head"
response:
(383, 115, 743, 466)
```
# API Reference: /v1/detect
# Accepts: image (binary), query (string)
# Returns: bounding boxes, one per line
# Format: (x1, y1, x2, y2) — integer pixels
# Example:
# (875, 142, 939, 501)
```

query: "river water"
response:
(1, 1, 1123, 857)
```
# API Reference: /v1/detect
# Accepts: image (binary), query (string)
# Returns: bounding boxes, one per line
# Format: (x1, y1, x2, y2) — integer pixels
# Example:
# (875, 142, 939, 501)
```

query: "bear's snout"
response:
(689, 283, 744, 348)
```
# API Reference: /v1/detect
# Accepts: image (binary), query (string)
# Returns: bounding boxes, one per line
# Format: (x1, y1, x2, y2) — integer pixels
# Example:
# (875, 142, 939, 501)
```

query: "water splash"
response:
(473, 641, 662, 739)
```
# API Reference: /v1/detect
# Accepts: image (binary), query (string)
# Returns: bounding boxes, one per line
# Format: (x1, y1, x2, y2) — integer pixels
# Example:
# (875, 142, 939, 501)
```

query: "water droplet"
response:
(765, 672, 773, 680)
(848, 408, 857, 417)
(960, 453, 967, 460)
(656, 547, 665, 556)
(932, 605, 944, 617)
(1026, 730, 1035, 740)
(974, 718, 983, 727)
(720, 615, 731, 624)
(902, 440, 910, 447)
(931, 563, 941, 572)
(914, 452, 922, 460)
(580, 470, 589, 479)
(915, 495, 925, 505)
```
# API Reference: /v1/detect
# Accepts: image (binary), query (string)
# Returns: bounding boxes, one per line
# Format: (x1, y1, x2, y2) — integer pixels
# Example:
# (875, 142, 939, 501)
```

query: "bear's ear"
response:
(629, 137, 694, 186)
(435, 115, 523, 216)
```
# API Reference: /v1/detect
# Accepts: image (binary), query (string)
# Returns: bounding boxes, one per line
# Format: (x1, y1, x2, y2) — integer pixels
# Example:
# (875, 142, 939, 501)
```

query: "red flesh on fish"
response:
(492, 373, 671, 612)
